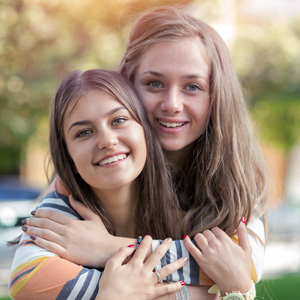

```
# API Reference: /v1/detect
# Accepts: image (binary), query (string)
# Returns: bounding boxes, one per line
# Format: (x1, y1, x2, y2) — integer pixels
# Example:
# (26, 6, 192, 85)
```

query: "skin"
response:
(22, 37, 253, 298)
(134, 36, 211, 166)
(63, 90, 147, 237)
(96, 236, 189, 300)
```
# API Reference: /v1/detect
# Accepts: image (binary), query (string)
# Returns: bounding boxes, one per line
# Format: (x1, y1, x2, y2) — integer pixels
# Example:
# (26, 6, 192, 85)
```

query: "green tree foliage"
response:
(0, 0, 192, 175)
(232, 17, 300, 151)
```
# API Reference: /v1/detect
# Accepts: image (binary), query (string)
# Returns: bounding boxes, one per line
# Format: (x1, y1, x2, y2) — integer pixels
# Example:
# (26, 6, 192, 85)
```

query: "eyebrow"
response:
(68, 106, 127, 132)
(141, 71, 207, 81)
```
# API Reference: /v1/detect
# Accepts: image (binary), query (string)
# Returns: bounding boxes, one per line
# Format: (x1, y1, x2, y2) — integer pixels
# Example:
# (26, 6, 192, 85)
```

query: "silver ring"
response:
(155, 270, 162, 283)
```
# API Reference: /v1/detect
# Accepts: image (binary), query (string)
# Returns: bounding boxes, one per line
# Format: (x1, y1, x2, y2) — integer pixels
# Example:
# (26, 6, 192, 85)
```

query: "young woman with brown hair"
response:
(9, 69, 188, 299)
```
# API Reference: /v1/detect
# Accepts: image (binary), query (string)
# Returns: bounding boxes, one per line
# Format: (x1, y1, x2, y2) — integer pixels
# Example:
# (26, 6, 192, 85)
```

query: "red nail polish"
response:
(183, 235, 188, 239)
(128, 244, 135, 248)
(180, 281, 186, 286)
(182, 257, 189, 263)
(241, 217, 246, 224)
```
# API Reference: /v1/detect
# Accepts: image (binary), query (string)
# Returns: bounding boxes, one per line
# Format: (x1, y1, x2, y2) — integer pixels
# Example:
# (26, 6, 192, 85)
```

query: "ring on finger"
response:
(155, 270, 163, 283)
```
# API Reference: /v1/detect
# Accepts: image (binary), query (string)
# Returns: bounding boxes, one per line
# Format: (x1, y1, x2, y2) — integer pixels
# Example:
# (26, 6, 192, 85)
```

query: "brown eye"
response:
(76, 129, 92, 138)
(112, 116, 128, 126)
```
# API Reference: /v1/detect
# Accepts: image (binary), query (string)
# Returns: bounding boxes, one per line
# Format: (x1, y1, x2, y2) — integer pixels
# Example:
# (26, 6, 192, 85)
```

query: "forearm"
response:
(10, 233, 101, 299)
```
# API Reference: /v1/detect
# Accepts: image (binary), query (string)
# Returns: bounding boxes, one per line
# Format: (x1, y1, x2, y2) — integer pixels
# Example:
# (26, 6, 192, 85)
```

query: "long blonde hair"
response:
(119, 6, 269, 236)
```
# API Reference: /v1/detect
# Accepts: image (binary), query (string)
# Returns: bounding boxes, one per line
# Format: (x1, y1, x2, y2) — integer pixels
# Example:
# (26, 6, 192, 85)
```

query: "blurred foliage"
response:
(0, 0, 192, 174)
(232, 16, 300, 151)
(0, 0, 300, 175)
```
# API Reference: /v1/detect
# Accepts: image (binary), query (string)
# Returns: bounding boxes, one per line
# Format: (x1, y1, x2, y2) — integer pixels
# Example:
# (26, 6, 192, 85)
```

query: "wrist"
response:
(208, 280, 256, 300)
(219, 279, 252, 296)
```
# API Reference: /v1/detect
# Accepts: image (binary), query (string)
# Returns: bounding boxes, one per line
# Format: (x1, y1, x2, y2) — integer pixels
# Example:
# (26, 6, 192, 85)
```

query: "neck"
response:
(165, 142, 196, 169)
(93, 181, 139, 238)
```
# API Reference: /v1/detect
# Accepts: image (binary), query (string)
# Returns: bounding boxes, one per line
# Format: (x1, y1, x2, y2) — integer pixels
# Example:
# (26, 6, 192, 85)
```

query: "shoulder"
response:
(36, 179, 82, 220)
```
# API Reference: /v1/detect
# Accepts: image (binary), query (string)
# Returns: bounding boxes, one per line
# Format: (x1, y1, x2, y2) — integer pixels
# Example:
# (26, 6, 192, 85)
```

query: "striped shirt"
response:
(9, 183, 265, 299)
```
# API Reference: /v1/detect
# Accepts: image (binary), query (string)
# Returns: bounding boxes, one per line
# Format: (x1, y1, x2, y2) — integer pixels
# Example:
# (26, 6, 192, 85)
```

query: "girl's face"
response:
(134, 36, 210, 161)
(63, 90, 147, 193)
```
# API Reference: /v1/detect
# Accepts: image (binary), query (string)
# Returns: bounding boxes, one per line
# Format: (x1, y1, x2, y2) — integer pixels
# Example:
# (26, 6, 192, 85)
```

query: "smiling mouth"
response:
(158, 120, 187, 128)
(97, 154, 127, 166)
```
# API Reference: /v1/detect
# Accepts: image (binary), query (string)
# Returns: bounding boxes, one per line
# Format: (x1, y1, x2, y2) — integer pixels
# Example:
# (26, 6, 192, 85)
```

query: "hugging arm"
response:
(9, 193, 102, 300)
(10, 193, 188, 300)
(24, 193, 265, 285)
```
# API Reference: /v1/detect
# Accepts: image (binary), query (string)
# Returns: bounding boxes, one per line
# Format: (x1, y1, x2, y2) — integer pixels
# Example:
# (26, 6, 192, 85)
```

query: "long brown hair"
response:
(119, 6, 269, 236)
(49, 69, 181, 239)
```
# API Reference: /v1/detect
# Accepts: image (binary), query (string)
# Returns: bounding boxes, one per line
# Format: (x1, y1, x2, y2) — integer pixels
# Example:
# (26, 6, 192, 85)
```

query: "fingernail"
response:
(127, 244, 135, 248)
(183, 235, 188, 239)
(180, 281, 186, 286)
(165, 237, 172, 243)
(182, 257, 189, 263)
(31, 210, 36, 216)
(22, 219, 27, 225)
(30, 235, 36, 240)
(22, 226, 27, 232)
(241, 217, 246, 224)
(146, 235, 152, 238)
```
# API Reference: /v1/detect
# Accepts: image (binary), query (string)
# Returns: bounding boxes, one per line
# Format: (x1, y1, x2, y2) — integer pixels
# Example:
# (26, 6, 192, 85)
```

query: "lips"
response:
(158, 120, 187, 128)
(96, 153, 128, 166)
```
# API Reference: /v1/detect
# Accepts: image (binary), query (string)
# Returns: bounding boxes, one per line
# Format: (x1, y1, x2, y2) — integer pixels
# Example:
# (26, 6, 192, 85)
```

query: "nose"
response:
(97, 130, 118, 150)
(160, 87, 183, 114)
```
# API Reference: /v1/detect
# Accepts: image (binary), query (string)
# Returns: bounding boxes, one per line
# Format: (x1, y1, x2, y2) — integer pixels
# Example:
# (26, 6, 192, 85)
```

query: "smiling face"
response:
(63, 89, 147, 194)
(134, 36, 211, 162)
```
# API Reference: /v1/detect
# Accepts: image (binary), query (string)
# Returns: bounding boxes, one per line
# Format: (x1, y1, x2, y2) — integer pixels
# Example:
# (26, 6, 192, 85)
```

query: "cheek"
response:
(66, 145, 85, 170)
(138, 92, 157, 116)
(131, 127, 147, 162)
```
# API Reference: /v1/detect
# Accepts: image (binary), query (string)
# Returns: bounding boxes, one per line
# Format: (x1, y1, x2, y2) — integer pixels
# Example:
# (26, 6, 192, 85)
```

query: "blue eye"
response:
(148, 81, 162, 89)
(185, 84, 201, 92)
(112, 116, 128, 126)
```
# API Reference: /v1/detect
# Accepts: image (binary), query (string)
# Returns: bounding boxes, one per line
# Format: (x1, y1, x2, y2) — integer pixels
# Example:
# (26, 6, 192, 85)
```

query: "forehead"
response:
(64, 90, 121, 119)
(138, 36, 210, 77)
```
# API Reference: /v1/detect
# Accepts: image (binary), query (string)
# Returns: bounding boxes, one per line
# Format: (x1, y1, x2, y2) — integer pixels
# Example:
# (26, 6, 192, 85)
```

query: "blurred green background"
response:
(1, 0, 300, 299)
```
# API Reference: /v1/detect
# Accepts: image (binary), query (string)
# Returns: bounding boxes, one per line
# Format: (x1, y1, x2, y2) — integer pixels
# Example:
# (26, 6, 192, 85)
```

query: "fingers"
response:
(28, 235, 67, 258)
(156, 256, 189, 282)
(183, 235, 203, 265)
(22, 224, 65, 246)
(105, 244, 136, 270)
(154, 281, 186, 298)
(131, 235, 153, 263)
(69, 195, 98, 221)
(31, 209, 70, 225)
(237, 221, 252, 257)
(24, 215, 65, 235)
(143, 237, 172, 270)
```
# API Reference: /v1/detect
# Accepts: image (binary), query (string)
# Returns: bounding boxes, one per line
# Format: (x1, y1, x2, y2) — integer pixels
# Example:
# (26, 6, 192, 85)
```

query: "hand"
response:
(23, 195, 130, 267)
(96, 236, 188, 300)
(184, 222, 252, 295)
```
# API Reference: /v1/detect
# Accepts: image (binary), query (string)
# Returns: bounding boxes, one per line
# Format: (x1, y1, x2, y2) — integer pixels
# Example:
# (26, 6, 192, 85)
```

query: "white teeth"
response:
(98, 154, 127, 166)
(159, 120, 186, 128)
